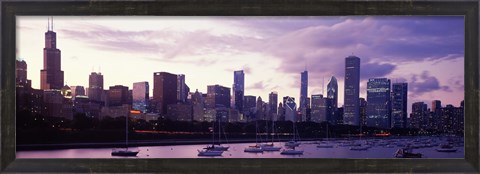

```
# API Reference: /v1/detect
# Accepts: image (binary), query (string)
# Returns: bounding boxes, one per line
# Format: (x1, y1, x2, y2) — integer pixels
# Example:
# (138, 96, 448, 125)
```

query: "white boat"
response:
(436, 144, 457, 152)
(198, 149, 223, 156)
(317, 143, 334, 148)
(350, 145, 370, 151)
(285, 140, 301, 147)
(261, 143, 282, 151)
(112, 115, 139, 157)
(244, 145, 264, 153)
(280, 147, 304, 155)
(394, 147, 422, 158)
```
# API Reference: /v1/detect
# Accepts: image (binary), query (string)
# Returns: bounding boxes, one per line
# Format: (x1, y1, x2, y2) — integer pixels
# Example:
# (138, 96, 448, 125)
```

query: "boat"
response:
(197, 149, 223, 156)
(202, 121, 229, 152)
(111, 115, 139, 157)
(244, 120, 264, 153)
(317, 141, 334, 148)
(350, 145, 369, 151)
(285, 122, 301, 147)
(280, 146, 304, 155)
(317, 124, 334, 148)
(111, 148, 139, 156)
(394, 147, 422, 158)
(260, 118, 282, 151)
(244, 145, 264, 153)
(436, 144, 458, 152)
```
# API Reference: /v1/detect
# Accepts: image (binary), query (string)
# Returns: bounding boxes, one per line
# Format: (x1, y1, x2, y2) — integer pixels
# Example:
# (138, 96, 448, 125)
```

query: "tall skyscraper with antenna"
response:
(40, 17, 64, 90)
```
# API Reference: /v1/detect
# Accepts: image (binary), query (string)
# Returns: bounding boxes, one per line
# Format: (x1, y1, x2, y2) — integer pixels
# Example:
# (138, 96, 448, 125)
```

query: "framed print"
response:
(2, 0, 479, 173)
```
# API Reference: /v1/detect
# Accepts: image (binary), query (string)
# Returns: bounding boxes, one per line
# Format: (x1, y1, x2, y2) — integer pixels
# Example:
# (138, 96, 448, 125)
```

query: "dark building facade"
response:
(366, 78, 391, 129)
(233, 70, 245, 113)
(108, 85, 129, 107)
(205, 84, 231, 109)
(243, 95, 257, 120)
(153, 72, 178, 114)
(344, 56, 360, 126)
(391, 83, 408, 128)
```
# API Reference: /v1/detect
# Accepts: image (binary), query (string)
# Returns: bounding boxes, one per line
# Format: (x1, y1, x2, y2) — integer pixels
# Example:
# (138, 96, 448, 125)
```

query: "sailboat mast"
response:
(126, 115, 128, 148)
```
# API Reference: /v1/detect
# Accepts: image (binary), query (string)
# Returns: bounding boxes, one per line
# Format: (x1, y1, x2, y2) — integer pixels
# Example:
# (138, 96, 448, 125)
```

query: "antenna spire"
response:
(51, 16, 54, 31)
(47, 17, 50, 31)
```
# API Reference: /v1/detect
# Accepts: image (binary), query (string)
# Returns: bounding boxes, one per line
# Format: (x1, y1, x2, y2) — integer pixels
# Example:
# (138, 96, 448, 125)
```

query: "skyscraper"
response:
(70, 86, 85, 99)
(153, 72, 178, 114)
(344, 55, 360, 126)
(108, 85, 129, 107)
(243, 95, 257, 120)
(268, 92, 278, 121)
(177, 74, 187, 103)
(133, 82, 149, 113)
(327, 76, 338, 109)
(310, 94, 323, 123)
(40, 18, 64, 90)
(299, 70, 308, 119)
(410, 102, 428, 129)
(283, 96, 297, 122)
(256, 96, 264, 120)
(391, 83, 408, 128)
(205, 84, 231, 109)
(366, 78, 391, 129)
(16, 60, 30, 86)
(233, 70, 245, 113)
(88, 72, 104, 102)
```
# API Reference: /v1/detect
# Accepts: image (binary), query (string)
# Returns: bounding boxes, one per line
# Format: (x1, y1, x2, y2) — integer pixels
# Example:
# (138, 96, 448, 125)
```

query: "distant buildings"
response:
(243, 95, 257, 120)
(410, 102, 428, 130)
(344, 55, 360, 126)
(366, 78, 391, 129)
(70, 86, 85, 100)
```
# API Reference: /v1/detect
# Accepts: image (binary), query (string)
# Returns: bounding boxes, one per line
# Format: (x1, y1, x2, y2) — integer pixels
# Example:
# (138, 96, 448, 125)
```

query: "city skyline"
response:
(17, 16, 465, 114)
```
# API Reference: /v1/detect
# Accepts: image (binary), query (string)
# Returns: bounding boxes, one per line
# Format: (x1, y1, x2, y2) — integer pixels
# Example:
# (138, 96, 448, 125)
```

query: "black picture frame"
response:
(2, 0, 479, 173)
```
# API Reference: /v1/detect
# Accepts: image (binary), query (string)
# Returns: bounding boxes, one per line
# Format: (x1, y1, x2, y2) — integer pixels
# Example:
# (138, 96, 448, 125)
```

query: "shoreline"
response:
(16, 138, 311, 151)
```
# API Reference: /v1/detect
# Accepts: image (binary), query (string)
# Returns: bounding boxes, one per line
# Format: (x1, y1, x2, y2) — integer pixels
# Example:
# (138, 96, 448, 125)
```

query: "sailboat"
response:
(317, 123, 334, 148)
(111, 115, 139, 157)
(198, 122, 223, 156)
(204, 120, 229, 151)
(281, 121, 303, 155)
(244, 120, 264, 153)
(261, 118, 281, 151)
(285, 121, 301, 147)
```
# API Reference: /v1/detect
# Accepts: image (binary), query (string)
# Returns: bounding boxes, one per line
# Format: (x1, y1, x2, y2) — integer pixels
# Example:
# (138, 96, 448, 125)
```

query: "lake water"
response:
(17, 137, 464, 158)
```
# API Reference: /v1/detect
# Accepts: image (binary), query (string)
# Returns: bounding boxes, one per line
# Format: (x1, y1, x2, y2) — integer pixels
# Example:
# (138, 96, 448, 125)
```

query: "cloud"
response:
(247, 81, 267, 90)
(361, 62, 396, 80)
(409, 71, 451, 95)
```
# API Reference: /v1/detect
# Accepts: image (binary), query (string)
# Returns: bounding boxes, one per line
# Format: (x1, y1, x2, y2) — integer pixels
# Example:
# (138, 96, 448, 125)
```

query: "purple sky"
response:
(17, 16, 464, 115)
